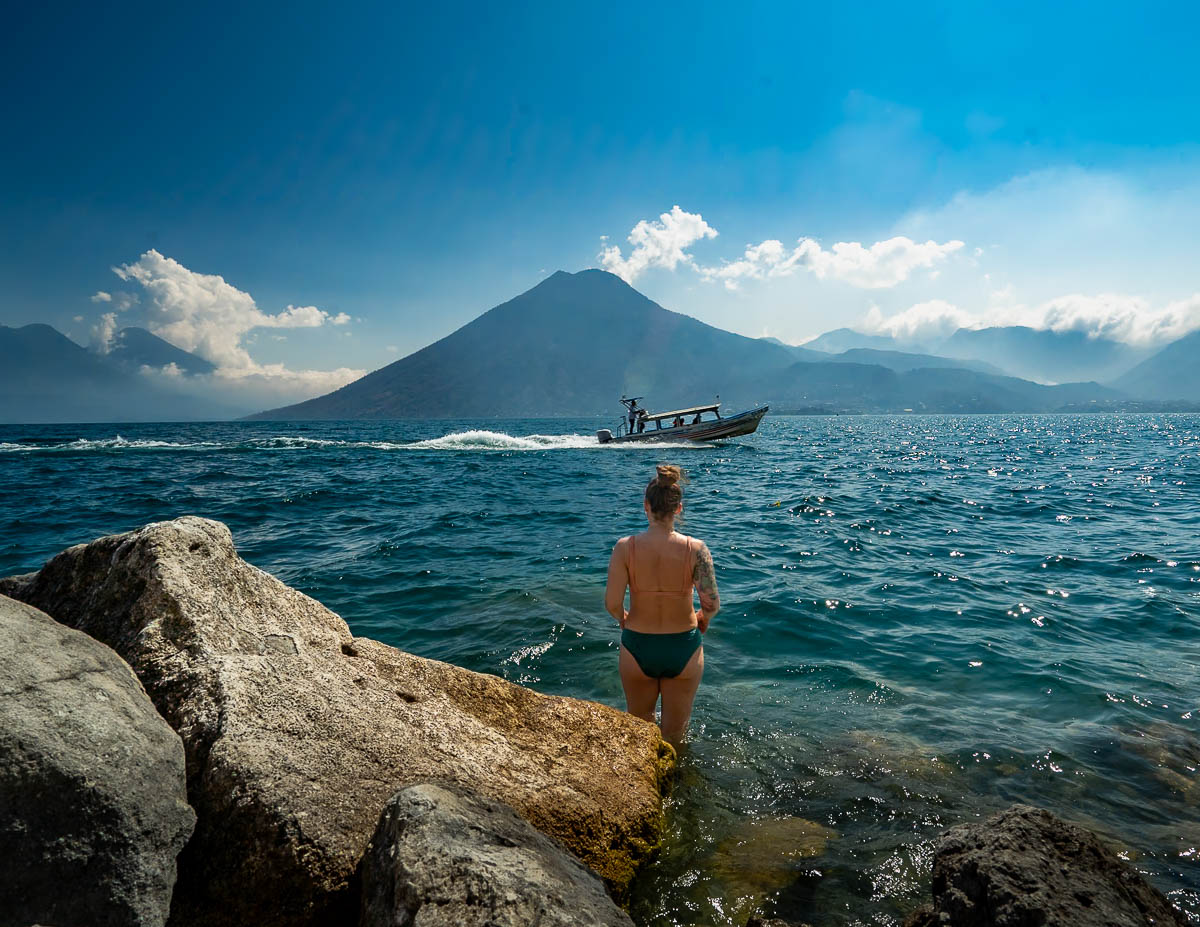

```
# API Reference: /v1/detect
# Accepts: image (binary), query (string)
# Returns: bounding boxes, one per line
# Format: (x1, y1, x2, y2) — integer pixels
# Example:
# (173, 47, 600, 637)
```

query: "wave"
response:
(0, 430, 711, 453)
(0, 436, 222, 452)
(400, 430, 702, 451)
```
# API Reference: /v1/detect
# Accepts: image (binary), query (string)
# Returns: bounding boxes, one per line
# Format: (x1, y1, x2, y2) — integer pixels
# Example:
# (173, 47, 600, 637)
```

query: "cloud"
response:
(701, 236, 964, 290)
(1031, 292, 1200, 345)
(260, 305, 351, 328)
(112, 249, 356, 383)
(140, 361, 184, 379)
(136, 361, 365, 412)
(90, 289, 138, 310)
(600, 207, 963, 290)
(599, 206, 718, 282)
(860, 291, 1200, 347)
(90, 312, 118, 353)
(861, 300, 978, 343)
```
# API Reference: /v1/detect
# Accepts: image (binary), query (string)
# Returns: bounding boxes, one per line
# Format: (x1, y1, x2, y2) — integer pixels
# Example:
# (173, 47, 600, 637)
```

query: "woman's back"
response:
(624, 530, 697, 633)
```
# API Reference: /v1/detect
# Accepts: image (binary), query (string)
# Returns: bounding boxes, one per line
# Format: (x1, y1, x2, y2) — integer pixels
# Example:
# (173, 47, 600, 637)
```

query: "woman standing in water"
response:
(605, 464, 720, 747)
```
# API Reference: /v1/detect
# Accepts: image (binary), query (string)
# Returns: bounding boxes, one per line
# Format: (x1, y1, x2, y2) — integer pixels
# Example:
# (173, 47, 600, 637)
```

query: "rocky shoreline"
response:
(0, 517, 1187, 926)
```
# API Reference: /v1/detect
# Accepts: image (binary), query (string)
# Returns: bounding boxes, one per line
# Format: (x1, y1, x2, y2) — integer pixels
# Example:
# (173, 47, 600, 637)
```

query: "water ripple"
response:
(1, 414, 1198, 925)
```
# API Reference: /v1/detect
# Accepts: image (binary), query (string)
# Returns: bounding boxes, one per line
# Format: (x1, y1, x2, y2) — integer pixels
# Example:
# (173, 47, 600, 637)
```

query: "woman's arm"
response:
(605, 538, 630, 627)
(693, 540, 720, 632)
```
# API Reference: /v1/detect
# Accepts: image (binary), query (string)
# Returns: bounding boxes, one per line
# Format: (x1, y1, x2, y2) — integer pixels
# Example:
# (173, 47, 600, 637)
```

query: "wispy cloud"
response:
(91, 291, 112, 303)
(599, 206, 718, 282)
(112, 249, 360, 391)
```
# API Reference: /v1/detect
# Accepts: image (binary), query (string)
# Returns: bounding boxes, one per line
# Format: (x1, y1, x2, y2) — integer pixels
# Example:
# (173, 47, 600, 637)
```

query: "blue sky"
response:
(3, 1, 1200, 400)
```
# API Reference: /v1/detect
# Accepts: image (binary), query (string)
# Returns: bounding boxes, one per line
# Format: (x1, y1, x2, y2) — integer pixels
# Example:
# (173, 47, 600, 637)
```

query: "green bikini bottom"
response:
(621, 627, 702, 679)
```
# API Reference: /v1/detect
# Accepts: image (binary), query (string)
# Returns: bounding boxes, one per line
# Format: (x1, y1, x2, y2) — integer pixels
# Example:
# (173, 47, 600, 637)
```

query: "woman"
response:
(605, 464, 720, 747)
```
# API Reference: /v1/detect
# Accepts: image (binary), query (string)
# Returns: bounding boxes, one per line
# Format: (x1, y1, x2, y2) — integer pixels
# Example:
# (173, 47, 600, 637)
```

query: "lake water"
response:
(2, 414, 1197, 925)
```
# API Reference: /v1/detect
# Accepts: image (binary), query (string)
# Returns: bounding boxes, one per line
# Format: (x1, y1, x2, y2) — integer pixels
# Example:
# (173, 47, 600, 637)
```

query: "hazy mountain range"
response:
(0, 324, 233, 423)
(2, 270, 1196, 423)
(804, 325, 1153, 385)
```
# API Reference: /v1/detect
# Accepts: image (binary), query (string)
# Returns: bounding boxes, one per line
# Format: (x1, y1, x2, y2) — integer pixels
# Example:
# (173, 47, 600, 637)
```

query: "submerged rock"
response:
(359, 782, 634, 927)
(4, 517, 673, 927)
(0, 594, 194, 927)
(708, 815, 834, 924)
(903, 804, 1186, 927)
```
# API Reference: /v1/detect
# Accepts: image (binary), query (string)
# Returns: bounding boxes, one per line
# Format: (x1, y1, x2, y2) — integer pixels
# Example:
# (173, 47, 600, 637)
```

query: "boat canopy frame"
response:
(643, 403, 721, 422)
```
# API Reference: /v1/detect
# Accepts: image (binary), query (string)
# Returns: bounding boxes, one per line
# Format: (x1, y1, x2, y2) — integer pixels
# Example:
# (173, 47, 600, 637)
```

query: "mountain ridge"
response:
(0, 324, 232, 422)
(1114, 330, 1200, 400)
(250, 270, 1125, 420)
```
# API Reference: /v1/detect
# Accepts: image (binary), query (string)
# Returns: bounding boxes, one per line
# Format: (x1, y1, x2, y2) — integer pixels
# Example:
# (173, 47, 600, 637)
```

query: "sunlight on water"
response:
(1, 413, 1197, 925)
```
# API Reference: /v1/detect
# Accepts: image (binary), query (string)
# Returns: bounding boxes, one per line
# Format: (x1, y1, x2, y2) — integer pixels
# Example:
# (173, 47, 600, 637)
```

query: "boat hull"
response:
(599, 405, 769, 444)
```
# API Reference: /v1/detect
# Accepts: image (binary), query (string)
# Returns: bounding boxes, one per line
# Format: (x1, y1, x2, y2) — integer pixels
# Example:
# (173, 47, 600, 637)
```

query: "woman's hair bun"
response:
(645, 463, 686, 518)
(656, 463, 681, 485)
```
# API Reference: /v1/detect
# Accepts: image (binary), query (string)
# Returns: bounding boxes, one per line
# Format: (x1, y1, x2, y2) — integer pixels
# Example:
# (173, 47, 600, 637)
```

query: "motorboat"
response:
(596, 397, 768, 444)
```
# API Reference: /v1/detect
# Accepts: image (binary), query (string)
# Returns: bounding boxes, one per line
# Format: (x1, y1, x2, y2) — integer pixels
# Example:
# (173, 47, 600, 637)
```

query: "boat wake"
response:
(0, 430, 711, 453)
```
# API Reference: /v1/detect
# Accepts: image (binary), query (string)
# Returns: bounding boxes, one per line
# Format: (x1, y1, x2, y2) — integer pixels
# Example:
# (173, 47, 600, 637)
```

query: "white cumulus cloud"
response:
(702, 236, 964, 290)
(91, 291, 112, 303)
(112, 249, 358, 384)
(599, 206, 718, 282)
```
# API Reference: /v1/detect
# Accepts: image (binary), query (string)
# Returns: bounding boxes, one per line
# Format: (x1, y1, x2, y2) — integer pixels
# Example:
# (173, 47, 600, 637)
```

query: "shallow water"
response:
(2, 414, 1197, 924)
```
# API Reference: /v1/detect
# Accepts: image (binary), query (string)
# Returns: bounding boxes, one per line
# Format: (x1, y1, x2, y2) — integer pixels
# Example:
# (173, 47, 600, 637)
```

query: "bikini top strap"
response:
(626, 535, 638, 592)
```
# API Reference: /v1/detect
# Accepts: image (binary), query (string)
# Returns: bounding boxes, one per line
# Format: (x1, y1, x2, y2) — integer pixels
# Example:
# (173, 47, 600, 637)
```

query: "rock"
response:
(0, 594, 194, 927)
(746, 917, 812, 927)
(902, 804, 1186, 927)
(5, 517, 673, 927)
(708, 816, 834, 924)
(359, 782, 635, 927)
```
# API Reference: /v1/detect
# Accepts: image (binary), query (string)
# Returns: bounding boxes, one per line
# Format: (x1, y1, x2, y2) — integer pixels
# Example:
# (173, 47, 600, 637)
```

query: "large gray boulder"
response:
(903, 804, 1186, 927)
(0, 594, 194, 927)
(3, 517, 673, 927)
(359, 782, 635, 927)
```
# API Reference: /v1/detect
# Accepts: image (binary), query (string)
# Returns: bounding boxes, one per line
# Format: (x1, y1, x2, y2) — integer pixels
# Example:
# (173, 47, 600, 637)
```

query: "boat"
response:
(596, 397, 769, 444)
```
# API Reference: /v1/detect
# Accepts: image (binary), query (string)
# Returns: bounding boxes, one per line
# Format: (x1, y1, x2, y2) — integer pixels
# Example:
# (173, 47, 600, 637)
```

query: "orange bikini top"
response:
(626, 535, 696, 599)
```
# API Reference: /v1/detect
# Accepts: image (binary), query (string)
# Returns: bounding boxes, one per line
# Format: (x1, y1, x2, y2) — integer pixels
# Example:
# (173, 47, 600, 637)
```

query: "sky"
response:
(3, 0, 1200, 402)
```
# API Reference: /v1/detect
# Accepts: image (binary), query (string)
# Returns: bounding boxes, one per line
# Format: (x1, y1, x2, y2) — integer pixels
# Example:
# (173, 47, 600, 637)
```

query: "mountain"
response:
(755, 360, 1119, 413)
(104, 327, 216, 376)
(801, 324, 1153, 383)
(253, 270, 801, 419)
(768, 335, 1005, 376)
(802, 328, 906, 354)
(1114, 330, 1200, 400)
(0, 324, 230, 422)
(756, 337, 835, 363)
(252, 270, 1122, 420)
(938, 327, 1148, 384)
(826, 348, 1004, 376)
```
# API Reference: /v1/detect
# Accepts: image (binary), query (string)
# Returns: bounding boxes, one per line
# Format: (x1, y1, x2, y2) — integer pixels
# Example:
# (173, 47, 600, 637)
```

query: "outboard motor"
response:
(596, 429, 613, 444)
